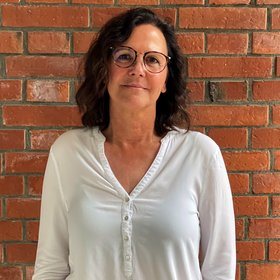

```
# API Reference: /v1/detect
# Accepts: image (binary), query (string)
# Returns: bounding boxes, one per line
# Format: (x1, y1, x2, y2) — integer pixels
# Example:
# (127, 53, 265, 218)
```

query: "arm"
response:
(33, 150, 70, 280)
(199, 149, 236, 280)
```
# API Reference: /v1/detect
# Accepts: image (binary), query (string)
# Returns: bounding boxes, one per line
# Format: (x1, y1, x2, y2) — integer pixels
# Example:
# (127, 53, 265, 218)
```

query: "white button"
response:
(125, 255, 130, 261)
(125, 197, 130, 202)
(124, 235, 129, 241)
(124, 215, 129, 221)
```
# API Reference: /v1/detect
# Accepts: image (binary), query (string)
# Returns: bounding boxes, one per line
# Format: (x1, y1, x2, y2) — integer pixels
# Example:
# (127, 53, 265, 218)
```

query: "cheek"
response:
(154, 72, 167, 91)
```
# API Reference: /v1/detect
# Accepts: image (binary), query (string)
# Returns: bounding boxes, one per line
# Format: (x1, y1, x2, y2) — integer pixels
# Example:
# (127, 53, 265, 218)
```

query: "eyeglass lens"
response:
(112, 47, 168, 73)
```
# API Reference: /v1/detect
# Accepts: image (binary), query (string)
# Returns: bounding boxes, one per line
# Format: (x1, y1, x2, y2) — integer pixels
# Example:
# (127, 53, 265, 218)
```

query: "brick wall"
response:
(0, 1, 279, 280)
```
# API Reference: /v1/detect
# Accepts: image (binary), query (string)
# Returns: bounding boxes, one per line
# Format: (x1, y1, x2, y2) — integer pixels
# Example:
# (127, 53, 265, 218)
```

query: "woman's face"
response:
(107, 24, 168, 111)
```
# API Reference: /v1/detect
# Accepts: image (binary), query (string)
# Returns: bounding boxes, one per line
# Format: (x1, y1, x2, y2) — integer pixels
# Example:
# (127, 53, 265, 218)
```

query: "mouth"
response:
(122, 84, 147, 90)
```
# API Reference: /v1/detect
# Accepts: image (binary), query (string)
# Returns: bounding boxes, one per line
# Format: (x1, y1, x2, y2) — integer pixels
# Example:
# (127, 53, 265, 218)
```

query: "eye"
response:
(145, 55, 160, 65)
(116, 53, 133, 62)
(113, 48, 135, 64)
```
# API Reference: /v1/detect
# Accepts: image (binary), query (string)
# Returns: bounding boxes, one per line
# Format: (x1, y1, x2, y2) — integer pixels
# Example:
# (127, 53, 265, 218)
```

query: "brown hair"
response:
(76, 8, 190, 136)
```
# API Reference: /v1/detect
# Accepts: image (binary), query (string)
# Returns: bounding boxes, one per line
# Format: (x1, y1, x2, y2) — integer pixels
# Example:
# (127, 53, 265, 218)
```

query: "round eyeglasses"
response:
(110, 46, 171, 73)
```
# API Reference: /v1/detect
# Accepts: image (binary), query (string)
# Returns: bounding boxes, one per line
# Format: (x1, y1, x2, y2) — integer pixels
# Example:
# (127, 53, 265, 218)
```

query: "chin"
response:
(123, 98, 154, 111)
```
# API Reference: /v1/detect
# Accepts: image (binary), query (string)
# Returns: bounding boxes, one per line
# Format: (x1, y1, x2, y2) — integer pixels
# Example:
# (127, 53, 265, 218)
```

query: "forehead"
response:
(123, 24, 168, 54)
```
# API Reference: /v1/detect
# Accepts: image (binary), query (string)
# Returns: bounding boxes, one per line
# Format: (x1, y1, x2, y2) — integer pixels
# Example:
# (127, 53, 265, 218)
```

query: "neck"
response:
(102, 106, 160, 146)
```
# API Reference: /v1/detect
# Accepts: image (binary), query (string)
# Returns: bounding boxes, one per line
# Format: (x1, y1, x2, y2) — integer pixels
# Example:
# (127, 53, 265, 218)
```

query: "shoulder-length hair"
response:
(76, 7, 190, 136)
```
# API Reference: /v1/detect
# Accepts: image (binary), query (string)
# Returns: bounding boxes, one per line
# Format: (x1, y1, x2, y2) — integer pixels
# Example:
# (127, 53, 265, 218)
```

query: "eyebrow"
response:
(120, 45, 169, 56)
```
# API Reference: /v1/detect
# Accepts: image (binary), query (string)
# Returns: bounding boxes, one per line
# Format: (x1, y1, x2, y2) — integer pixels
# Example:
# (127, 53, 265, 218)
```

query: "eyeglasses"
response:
(110, 46, 171, 73)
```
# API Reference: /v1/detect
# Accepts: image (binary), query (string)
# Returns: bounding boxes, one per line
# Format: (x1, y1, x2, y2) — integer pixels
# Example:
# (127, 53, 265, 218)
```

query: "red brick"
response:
(189, 105, 268, 126)
(233, 196, 268, 216)
(0, 31, 23, 53)
(2, 5, 89, 28)
(252, 128, 280, 148)
(92, 7, 127, 28)
(236, 219, 245, 240)
(237, 241, 265, 261)
(0, 130, 25, 150)
(28, 32, 70, 54)
(274, 150, 280, 170)
(0, 176, 24, 195)
(210, 0, 250, 3)
(6, 56, 81, 78)
(253, 81, 280, 101)
(26, 0, 67, 2)
(249, 218, 280, 238)
(269, 241, 280, 261)
(207, 33, 248, 54)
(272, 105, 280, 124)
(0, 154, 2, 174)
(272, 197, 280, 216)
(176, 33, 204, 54)
(188, 57, 272, 78)
(246, 264, 280, 280)
(30, 129, 65, 150)
(0, 267, 22, 280)
(223, 151, 269, 171)
(0, 0, 19, 2)
(192, 127, 205, 134)
(253, 32, 280, 54)
(92, 8, 176, 28)
(0, 221, 22, 241)
(208, 128, 247, 149)
(26, 266, 34, 280)
(27, 176, 43, 196)
(163, 0, 203, 3)
(179, 8, 267, 29)
(253, 173, 280, 194)
(73, 0, 112, 2)
(210, 81, 248, 101)
(26, 221, 39, 241)
(153, 9, 177, 26)
(6, 243, 37, 263)
(0, 199, 2, 218)
(119, 0, 159, 4)
(236, 263, 240, 280)
(0, 243, 2, 262)
(257, 0, 280, 3)
(6, 198, 41, 218)
(3, 105, 81, 127)
(0, 80, 22, 101)
(73, 32, 97, 53)
(276, 57, 280, 77)
(26, 80, 69, 102)
(5, 152, 48, 173)
(0, 199, 2, 217)
(187, 81, 204, 101)
(272, 9, 280, 29)
(228, 173, 249, 194)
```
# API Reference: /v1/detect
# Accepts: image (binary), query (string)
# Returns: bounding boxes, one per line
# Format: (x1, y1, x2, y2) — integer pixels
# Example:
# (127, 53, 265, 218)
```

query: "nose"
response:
(128, 56, 146, 77)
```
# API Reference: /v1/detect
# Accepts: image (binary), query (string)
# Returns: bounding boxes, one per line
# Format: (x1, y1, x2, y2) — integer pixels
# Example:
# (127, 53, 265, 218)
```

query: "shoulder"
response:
(167, 129, 222, 165)
(50, 127, 95, 154)
(171, 129, 220, 154)
(189, 130, 220, 153)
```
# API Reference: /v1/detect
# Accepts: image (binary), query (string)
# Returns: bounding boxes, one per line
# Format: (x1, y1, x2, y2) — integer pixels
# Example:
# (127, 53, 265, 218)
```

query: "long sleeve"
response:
(32, 128, 236, 280)
(199, 149, 236, 280)
(33, 149, 70, 280)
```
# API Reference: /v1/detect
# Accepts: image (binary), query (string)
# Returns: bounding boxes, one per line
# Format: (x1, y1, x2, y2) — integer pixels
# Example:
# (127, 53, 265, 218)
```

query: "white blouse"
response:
(33, 128, 236, 280)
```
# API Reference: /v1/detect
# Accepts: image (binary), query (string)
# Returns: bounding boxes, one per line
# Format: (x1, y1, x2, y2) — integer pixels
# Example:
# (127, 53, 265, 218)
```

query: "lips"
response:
(122, 83, 147, 89)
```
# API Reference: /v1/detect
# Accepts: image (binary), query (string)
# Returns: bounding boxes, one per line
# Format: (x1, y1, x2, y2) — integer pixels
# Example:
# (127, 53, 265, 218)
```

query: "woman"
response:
(33, 8, 236, 280)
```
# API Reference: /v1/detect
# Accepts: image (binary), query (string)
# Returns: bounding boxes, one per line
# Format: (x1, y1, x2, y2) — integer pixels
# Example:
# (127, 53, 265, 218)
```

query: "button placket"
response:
(121, 198, 133, 278)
